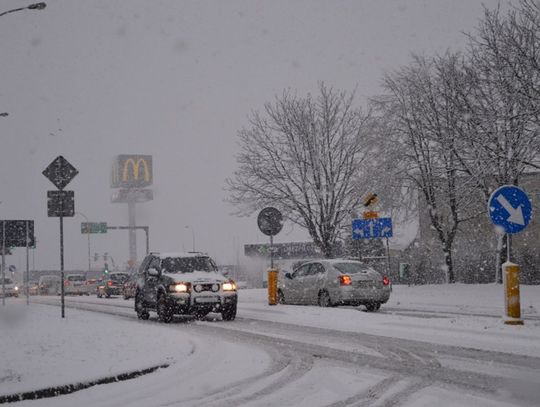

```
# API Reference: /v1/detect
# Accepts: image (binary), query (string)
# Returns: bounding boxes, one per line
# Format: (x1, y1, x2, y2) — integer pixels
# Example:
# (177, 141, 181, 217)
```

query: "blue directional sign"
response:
(352, 218, 393, 239)
(488, 185, 532, 234)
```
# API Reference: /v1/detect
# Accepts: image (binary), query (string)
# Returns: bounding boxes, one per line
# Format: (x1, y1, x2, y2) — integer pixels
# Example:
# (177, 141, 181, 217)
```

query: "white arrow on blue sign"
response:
(352, 218, 393, 239)
(488, 185, 532, 234)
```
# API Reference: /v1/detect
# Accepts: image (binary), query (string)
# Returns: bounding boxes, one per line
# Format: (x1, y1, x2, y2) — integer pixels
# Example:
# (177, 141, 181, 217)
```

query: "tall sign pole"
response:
(1, 222, 5, 306)
(43, 156, 78, 318)
(26, 221, 30, 305)
(128, 201, 137, 262)
(110, 155, 153, 266)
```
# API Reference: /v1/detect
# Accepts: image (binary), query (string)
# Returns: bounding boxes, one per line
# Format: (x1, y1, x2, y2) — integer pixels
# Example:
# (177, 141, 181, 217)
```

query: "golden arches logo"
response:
(122, 158, 150, 182)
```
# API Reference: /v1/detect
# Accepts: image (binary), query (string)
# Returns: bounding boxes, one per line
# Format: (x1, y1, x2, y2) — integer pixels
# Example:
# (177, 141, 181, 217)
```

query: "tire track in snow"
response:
(32, 296, 540, 406)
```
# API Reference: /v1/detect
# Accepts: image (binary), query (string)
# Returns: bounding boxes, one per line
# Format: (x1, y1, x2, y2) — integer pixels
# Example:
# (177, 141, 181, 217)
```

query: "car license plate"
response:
(195, 296, 219, 304)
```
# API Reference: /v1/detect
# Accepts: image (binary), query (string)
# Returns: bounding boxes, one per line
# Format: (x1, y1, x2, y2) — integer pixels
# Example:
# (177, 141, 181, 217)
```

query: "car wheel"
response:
(135, 291, 150, 320)
(365, 302, 381, 312)
(277, 289, 285, 304)
(157, 295, 173, 323)
(221, 304, 237, 321)
(318, 290, 332, 307)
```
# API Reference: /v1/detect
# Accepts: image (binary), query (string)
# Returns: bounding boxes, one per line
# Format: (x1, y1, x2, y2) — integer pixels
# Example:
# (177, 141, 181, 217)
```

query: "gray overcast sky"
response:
(1, 0, 508, 271)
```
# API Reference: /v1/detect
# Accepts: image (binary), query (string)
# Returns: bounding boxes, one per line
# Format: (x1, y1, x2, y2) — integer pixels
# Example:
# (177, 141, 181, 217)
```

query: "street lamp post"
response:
(0, 3, 46, 18)
(75, 212, 91, 276)
(185, 225, 195, 252)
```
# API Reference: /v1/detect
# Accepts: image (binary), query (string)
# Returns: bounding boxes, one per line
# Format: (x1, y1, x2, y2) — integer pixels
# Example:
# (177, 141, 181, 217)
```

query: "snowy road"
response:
(21, 288, 540, 407)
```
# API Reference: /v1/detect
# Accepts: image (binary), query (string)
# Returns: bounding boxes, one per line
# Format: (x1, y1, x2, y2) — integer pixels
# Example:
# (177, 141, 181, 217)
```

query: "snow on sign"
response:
(488, 185, 532, 234)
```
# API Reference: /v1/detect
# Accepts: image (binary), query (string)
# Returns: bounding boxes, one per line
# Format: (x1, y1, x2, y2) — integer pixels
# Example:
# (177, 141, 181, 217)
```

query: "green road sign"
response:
(81, 222, 108, 234)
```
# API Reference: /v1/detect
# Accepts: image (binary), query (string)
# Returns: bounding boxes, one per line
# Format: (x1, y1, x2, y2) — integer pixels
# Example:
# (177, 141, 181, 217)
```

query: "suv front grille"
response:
(193, 283, 218, 293)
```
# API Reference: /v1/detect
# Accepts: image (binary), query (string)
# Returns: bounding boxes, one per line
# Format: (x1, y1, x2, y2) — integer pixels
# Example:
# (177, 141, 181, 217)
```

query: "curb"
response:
(0, 363, 169, 404)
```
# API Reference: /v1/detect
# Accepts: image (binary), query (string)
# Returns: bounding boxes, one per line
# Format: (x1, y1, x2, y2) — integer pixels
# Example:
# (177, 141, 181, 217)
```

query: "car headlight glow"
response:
(14, 286, 19, 291)
(170, 283, 189, 293)
(222, 281, 236, 291)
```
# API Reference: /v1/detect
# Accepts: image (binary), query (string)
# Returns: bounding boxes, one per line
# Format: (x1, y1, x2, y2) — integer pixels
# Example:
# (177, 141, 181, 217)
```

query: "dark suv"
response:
(134, 252, 238, 323)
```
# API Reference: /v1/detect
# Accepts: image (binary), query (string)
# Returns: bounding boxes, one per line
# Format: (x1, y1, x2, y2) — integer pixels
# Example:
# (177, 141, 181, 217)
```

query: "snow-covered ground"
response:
(1, 284, 539, 406)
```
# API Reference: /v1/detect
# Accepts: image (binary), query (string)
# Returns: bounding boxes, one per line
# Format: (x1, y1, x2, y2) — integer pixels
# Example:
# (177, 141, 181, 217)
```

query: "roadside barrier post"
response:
(503, 262, 524, 325)
(267, 268, 278, 305)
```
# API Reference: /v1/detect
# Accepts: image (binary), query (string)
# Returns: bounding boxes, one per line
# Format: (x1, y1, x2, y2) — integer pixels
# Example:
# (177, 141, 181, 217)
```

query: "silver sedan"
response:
(277, 259, 391, 311)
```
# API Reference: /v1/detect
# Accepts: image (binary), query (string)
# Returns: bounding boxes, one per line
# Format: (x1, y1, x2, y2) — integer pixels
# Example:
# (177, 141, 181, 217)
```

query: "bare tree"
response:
(454, 2, 540, 282)
(374, 53, 480, 283)
(227, 83, 374, 258)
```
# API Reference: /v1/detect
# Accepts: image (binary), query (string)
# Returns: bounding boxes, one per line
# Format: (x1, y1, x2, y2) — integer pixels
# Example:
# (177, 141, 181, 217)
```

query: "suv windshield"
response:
(2, 278, 13, 285)
(161, 256, 217, 273)
(333, 262, 374, 274)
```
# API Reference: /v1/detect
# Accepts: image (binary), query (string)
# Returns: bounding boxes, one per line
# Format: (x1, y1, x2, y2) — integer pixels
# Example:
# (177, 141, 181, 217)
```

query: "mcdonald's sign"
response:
(111, 155, 153, 188)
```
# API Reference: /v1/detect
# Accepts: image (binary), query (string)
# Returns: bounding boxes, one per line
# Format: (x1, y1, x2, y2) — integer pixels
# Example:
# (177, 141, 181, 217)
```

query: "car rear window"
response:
(67, 275, 85, 282)
(333, 262, 374, 274)
(110, 273, 129, 282)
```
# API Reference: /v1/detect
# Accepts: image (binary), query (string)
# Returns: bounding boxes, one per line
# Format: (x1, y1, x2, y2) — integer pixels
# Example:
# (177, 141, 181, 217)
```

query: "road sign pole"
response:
(43, 156, 78, 319)
(488, 185, 532, 324)
(507, 234, 511, 264)
(26, 221, 30, 306)
(60, 211, 65, 318)
(144, 226, 149, 255)
(85, 224, 91, 276)
(270, 235, 274, 269)
(2, 222, 5, 306)
(385, 237, 391, 275)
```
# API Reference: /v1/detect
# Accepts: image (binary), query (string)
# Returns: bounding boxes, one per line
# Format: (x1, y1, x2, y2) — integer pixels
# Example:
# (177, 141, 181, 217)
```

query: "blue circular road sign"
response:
(488, 185, 532, 234)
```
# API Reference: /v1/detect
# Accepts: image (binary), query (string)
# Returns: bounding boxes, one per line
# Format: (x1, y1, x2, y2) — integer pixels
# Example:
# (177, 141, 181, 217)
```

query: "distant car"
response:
(63, 274, 88, 296)
(85, 278, 101, 295)
(277, 259, 391, 311)
(38, 275, 61, 296)
(97, 272, 130, 298)
(0, 277, 19, 298)
(134, 251, 238, 322)
(122, 275, 137, 300)
(25, 280, 39, 296)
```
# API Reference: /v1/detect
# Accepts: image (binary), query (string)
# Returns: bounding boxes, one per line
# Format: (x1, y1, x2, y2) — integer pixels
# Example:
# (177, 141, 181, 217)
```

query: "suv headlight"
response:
(170, 283, 189, 293)
(222, 281, 236, 292)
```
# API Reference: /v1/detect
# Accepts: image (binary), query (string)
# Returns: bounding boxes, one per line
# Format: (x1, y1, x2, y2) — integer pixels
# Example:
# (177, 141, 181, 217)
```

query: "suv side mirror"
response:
(147, 267, 160, 277)
(285, 272, 292, 279)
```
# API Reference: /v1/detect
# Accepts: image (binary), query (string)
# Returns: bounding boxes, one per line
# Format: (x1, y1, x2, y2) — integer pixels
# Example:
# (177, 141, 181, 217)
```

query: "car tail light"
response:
(383, 276, 390, 286)
(339, 275, 352, 286)
(107, 281, 113, 287)
(64, 280, 70, 287)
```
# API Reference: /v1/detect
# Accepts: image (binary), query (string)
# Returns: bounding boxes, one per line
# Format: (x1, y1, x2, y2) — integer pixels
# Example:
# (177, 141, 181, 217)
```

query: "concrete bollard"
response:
(503, 262, 524, 325)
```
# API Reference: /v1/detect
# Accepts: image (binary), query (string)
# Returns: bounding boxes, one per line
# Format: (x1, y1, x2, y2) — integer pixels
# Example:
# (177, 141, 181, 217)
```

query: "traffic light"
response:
(104, 263, 109, 274)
